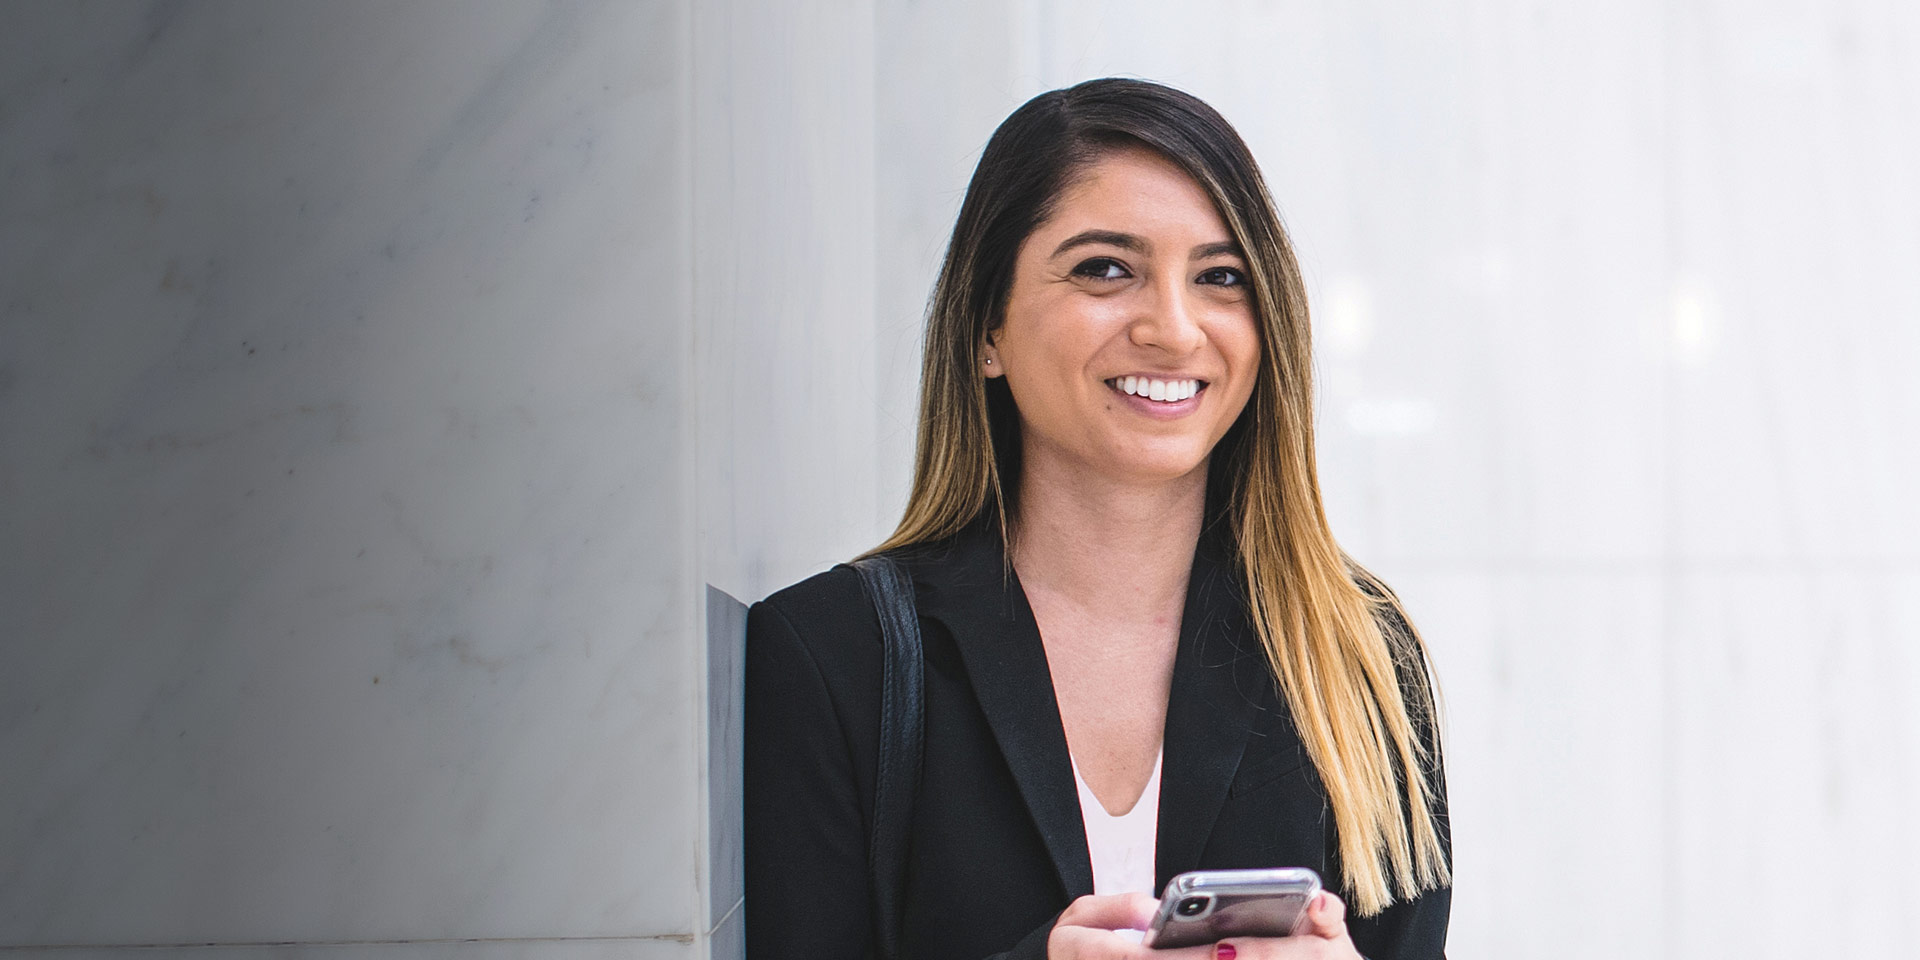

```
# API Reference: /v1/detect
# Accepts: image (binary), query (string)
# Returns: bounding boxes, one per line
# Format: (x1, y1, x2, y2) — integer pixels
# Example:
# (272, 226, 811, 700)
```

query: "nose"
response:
(1128, 275, 1206, 357)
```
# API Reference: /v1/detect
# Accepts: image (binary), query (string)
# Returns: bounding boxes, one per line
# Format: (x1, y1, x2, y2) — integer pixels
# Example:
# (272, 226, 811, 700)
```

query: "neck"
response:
(1008, 444, 1207, 616)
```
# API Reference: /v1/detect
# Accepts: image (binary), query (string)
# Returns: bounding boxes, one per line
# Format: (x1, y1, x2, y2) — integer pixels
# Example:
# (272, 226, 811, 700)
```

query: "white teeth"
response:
(1111, 377, 1202, 402)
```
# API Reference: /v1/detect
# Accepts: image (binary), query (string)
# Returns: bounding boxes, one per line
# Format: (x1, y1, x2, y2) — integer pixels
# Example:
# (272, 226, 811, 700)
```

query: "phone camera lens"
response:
(1175, 896, 1211, 918)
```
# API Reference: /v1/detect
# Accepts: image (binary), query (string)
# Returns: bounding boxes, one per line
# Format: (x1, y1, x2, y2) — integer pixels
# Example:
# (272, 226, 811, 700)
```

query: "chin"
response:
(1096, 444, 1213, 484)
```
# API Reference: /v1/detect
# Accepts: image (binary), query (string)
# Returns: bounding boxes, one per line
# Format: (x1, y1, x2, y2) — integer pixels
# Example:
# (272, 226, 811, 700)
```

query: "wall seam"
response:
(681, 0, 710, 951)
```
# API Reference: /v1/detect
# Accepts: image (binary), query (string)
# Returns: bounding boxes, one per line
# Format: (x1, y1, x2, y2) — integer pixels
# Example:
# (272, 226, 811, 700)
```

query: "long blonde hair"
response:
(872, 79, 1449, 915)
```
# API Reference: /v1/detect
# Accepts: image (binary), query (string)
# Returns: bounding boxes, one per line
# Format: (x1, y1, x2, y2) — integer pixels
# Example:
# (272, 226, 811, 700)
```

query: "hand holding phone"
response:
(1142, 868, 1323, 949)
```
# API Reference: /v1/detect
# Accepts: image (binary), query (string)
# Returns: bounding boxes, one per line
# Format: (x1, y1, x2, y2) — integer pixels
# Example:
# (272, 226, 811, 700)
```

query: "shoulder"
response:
(750, 540, 959, 662)
(757, 564, 870, 631)
(754, 536, 964, 635)
(749, 533, 981, 676)
(749, 564, 881, 670)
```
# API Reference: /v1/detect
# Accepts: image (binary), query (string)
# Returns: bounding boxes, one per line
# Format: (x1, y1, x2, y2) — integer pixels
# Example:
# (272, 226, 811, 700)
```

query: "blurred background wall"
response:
(2, 1, 1915, 958)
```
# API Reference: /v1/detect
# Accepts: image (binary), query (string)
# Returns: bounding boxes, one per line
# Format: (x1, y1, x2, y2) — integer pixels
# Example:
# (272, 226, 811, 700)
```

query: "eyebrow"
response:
(1050, 229, 1244, 261)
(1190, 240, 1242, 260)
(1052, 229, 1144, 257)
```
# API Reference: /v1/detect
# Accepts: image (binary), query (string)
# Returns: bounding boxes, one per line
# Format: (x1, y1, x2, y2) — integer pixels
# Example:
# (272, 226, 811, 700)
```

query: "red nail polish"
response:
(1214, 945, 1236, 960)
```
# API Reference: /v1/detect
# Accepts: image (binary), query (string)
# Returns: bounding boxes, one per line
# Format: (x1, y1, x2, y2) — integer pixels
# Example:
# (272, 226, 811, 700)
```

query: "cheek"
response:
(1000, 346, 1083, 424)
(1218, 314, 1264, 413)
(1007, 299, 1123, 385)
(1213, 309, 1262, 375)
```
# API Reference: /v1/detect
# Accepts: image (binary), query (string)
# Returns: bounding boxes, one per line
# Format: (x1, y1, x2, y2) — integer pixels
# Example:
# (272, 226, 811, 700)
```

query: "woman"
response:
(745, 78, 1450, 960)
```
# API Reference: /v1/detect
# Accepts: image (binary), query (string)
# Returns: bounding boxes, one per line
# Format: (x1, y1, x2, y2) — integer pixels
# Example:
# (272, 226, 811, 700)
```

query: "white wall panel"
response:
(1386, 570, 1668, 959)
(1669, 0, 1920, 566)
(691, 0, 882, 604)
(1669, 572, 1918, 956)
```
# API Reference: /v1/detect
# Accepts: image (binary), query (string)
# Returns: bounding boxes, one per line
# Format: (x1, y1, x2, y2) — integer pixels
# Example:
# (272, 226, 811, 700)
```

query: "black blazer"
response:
(744, 519, 1450, 959)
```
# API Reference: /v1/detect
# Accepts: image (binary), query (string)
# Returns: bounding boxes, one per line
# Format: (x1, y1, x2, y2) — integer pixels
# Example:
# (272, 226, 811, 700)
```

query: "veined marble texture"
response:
(2, 0, 880, 954)
(3, 0, 1917, 958)
(0, 0, 714, 949)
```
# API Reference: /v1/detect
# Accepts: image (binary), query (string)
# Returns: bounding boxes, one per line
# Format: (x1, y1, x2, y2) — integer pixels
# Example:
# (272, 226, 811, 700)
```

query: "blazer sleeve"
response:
(744, 597, 874, 959)
(744, 589, 1064, 960)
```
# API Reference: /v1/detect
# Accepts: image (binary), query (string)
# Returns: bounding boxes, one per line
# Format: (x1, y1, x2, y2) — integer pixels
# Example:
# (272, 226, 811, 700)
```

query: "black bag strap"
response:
(845, 555, 925, 960)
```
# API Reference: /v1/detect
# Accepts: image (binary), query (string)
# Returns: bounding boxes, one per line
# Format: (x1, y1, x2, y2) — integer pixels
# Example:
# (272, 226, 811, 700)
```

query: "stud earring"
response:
(984, 358, 993, 365)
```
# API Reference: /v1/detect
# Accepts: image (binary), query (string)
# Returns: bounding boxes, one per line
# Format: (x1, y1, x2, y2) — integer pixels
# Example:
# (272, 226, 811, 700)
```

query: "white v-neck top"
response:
(1070, 749, 1163, 897)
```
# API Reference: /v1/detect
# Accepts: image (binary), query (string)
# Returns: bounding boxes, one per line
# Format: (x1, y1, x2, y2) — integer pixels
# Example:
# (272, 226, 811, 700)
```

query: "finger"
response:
(1208, 940, 1294, 959)
(1210, 935, 1344, 959)
(1049, 924, 1213, 960)
(1059, 892, 1162, 931)
(1301, 891, 1348, 940)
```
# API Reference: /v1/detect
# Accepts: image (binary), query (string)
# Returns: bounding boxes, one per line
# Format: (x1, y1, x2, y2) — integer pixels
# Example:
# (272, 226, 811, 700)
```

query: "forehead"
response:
(1039, 144, 1229, 244)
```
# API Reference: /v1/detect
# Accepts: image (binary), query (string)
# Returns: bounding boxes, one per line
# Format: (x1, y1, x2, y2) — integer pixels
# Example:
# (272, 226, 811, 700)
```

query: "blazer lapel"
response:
(910, 525, 1095, 899)
(907, 521, 1266, 901)
(1155, 529, 1263, 893)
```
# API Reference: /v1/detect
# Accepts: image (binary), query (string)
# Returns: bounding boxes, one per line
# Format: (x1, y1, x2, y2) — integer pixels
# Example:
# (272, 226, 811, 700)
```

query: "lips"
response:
(1105, 375, 1205, 403)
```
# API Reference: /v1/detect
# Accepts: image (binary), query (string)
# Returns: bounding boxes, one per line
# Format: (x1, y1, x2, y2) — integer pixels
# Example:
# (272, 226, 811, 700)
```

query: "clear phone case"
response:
(1142, 867, 1322, 949)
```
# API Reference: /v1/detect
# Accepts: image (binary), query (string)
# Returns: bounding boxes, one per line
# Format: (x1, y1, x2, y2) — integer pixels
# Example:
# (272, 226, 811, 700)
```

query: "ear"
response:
(981, 335, 1004, 379)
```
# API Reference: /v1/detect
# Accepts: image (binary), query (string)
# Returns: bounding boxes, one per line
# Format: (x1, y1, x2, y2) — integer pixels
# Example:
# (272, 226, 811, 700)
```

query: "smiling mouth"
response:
(1105, 375, 1205, 403)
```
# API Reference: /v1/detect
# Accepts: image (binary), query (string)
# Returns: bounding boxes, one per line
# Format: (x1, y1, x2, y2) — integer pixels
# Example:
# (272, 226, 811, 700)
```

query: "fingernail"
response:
(1213, 945, 1236, 960)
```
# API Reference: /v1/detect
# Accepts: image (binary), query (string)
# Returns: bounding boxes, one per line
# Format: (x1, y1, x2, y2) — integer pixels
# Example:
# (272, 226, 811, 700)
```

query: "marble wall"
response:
(3, 2, 1915, 959)
(0, 0, 877, 956)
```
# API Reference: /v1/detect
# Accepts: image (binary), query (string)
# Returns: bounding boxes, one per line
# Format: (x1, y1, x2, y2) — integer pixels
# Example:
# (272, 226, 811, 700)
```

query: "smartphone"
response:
(1142, 867, 1323, 949)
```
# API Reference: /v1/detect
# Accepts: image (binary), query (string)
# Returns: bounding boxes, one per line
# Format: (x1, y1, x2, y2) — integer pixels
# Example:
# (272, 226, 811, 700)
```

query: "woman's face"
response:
(986, 145, 1262, 487)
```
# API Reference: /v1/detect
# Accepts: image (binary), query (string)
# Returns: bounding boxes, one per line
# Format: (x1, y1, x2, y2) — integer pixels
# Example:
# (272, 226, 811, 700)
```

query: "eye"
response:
(1197, 266, 1247, 287)
(1071, 257, 1131, 281)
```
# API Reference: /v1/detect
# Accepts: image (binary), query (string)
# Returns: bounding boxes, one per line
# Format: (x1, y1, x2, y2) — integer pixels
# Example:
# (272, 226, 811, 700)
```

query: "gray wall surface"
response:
(3, 2, 1917, 959)
(1, 1, 880, 956)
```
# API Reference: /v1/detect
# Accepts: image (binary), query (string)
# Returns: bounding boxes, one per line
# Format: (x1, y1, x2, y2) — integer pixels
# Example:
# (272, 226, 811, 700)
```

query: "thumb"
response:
(1302, 891, 1348, 940)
